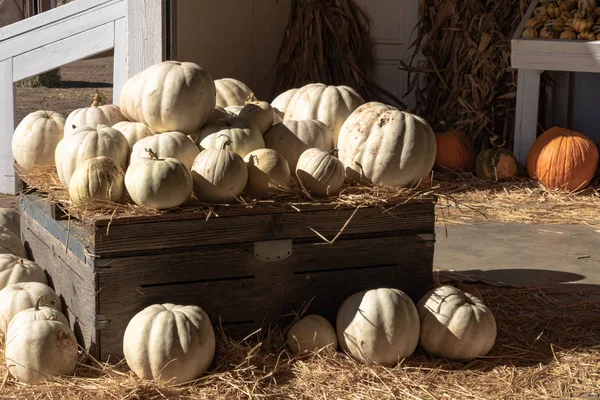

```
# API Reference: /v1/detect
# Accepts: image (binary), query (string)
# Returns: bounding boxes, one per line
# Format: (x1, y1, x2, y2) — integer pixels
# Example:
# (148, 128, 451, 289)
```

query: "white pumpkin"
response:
(205, 106, 234, 126)
(64, 90, 126, 137)
(215, 78, 254, 108)
(55, 124, 129, 188)
(336, 288, 420, 365)
(5, 315, 77, 385)
(123, 303, 216, 384)
(283, 83, 364, 146)
(264, 120, 332, 171)
(112, 121, 156, 149)
(130, 131, 200, 171)
(0, 208, 20, 236)
(191, 141, 248, 204)
(68, 156, 125, 207)
(0, 228, 27, 259)
(417, 286, 497, 361)
(12, 110, 65, 166)
(296, 149, 345, 197)
(271, 88, 299, 115)
(0, 254, 47, 290)
(7, 297, 70, 333)
(244, 149, 291, 198)
(224, 105, 244, 116)
(287, 314, 338, 356)
(125, 151, 193, 210)
(195, 117, 265, 158)
(0, 281, 62, 333)
(238, 100, 274, 134)
(338, 102, 437, 187)
(119, 61, 216, 133)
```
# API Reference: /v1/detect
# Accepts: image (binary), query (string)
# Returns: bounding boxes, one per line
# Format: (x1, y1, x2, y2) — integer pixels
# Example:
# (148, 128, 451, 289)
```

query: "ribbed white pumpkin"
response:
(119, 61, 216, 133)
(271, 88, 299, 115)
(5, 308, 77, 385)
(205, 106, 234, 126)
(224, 105, 244, 116)
(0, 228, 27, 259)
(283, 83, 364, 146)
(64, 91, 126, 137)
(336, 288, 420, 365)
(125, 150, 193, 210)
(191, 141, 248, 204)
(0, 208, 20, 236)
(0, 254, 47, 290)
(244, 149, 291, 198)
(264, 120, 332, 171)
(417, 286, 497, 361)
(296, 149, 345, 196)
(123, 303, 216, 384)
(68, 156, 125, 207)
(338, 102, 436, 187)
(287, 314, 338, 356)
(130, 131, 200, 170)
(12, 111, 65, 166)
(55, 124, 129, 188)
(7, 298, 70, 333)
(0, 282, 62, 333)
(112, 121, 156, 149)
(215, 78, 254, 108)
(238, 100, 274, 134)
(195, 117, 265, 158)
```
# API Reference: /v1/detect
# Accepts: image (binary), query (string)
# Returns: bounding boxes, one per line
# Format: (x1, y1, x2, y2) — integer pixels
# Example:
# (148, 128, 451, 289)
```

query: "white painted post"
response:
(513, 69, 542, 163)
(0, 59, 17, 195)
(125, 0, 165, 78)
(113, 18, 126, 105)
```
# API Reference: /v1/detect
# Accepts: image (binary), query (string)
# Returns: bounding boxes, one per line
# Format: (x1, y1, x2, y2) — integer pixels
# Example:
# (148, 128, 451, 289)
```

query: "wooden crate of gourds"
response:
(522, 0, 600, 40)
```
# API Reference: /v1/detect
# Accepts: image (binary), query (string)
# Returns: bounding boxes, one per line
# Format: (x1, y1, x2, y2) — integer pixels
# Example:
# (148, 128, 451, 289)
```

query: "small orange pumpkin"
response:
(434, 130, 476, 172)
(527, 127, 599, 191)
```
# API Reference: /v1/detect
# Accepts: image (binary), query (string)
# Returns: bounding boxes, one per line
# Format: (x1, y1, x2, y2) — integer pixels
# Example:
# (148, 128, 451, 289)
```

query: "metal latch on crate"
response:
(254, 239, 292, 262)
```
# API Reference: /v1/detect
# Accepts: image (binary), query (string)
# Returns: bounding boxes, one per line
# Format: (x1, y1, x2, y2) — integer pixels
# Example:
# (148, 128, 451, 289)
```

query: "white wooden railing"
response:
(0, 0, 164, 195)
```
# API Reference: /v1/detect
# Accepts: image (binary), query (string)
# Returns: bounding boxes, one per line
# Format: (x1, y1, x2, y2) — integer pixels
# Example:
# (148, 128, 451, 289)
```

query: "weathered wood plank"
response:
(125, 0, 164, 78)
(514, 69, 542, 163)
(0, 58, 16, 195)
(94, 203, 435, 255)
(112, 17, 126, 105)
(20, 212, 99, 357)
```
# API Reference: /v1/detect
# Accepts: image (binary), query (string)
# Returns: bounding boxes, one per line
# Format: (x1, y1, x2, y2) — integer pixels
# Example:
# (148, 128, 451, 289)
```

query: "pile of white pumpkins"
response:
(11, 60, 437, 209)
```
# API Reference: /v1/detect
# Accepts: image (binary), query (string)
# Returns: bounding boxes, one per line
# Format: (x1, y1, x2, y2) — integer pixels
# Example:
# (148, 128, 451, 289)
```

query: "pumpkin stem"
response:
(245, 92, 258, 104)
(145, 148, 160, 160)
(91, 89, 103, 107)
(34, 296, 44, 311)
(489, 135, 506, 149)
(217, 134, 233, 150)
(329, 149, 339, 157)
(249, 154, 259, 165)
(16, 258, 24, 265)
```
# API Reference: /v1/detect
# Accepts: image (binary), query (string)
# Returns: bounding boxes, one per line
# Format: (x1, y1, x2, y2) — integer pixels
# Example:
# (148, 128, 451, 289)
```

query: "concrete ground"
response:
(435, 222, 600, 295)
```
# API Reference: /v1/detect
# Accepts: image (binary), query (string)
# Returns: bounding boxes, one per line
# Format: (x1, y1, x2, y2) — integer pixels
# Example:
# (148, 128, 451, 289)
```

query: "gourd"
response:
(522, 27, 539, 38)
(271, 88, 299, 115)
(215, 78, 254, 108)
(336, 288, 420, 365)
(572, 14, 593, 32)
(238, 98, 275, 134)
(527, 127, 599, 191)
(130, 131, 200, 171)
(119, 61, 216, 133)
(578, 30, 596, 40)
(417, 286, 497, 361)
(283, 83, 365, 146)
(68, 156, 126, 207)
(123, 303, 216, 384)
(243, 149, 292, 198)
(5, 301, 77, 385)
(287, 314, 338, 356)
(0, 281, 61, 333)
(191, 138, 248, 204)
(560, 28, 577, 39)
(0, 208, 20, 237)
(338, 102, 437, 187)
(194, 117, 265, 158)
(12, 111, 65, 166)
(125, 149, 193, 210)
(0, 254, 47, 290)
(55, 124, 129, 188)
(0, 228, 27, 259)
(540, 26, 558, 38)
(296, 149, 345, 197)
(112, 121, 156, 149)
(475, 148, 518, 182)
(264, 120, 332, 171)
(434, 130, 476, 172)
(64, 90, 126, 137)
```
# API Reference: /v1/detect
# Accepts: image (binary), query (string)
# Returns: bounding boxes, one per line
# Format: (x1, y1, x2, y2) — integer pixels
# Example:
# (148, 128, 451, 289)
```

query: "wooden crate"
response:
(19, 192, 435, 362)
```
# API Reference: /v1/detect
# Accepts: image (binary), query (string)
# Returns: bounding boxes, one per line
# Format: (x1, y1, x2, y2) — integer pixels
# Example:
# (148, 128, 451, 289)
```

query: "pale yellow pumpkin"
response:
(215, 78, 254, 108)
(287, 314, 338, 356)
(131, 131, 200, 171)
(12, 111, 65, 166)
(7, 298, 70, 333)
(205, 106, 234, 126)
(238, 100, 274, 134)
(271, 88, 299, 115)
(0, 281, 62, 333)
(112, 121, 156, 149)
(296, 148, 345, 197)
(68, 157, 125, 207)
(243, 149, 291, 198)
(0, 254, 47, 290)
(0, 228, 27, 259)
(64, 90, 126, 137)
(224, 105, 244, 116)
(194, 116, 265, 158)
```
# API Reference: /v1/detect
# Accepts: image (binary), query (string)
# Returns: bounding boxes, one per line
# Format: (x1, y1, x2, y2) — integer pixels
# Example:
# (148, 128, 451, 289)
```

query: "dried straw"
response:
(1, 279, 599, 399)
(401, 0, 529, 150)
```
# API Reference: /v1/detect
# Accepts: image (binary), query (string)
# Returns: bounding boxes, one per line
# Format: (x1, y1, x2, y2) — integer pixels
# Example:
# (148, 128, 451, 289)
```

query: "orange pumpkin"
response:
(434, 130, 476, 172)
(527, 127, 599, 191)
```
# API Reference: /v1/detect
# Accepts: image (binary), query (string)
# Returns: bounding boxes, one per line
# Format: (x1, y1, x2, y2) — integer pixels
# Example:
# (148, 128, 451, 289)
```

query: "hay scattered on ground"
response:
(1, 280, 599, 399)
